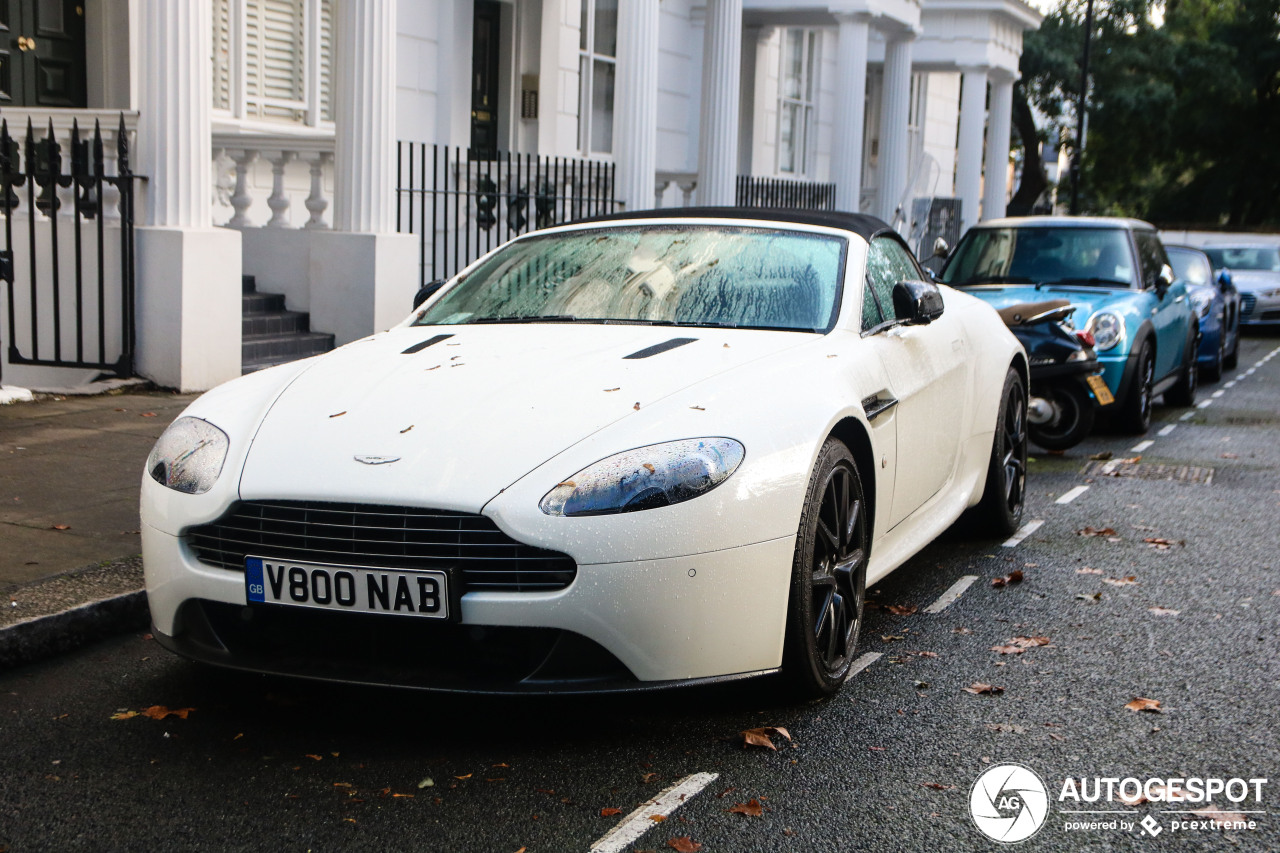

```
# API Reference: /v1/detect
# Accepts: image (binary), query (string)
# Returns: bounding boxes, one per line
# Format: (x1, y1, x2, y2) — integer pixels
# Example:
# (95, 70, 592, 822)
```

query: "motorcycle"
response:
(998, 299, 1112, 451)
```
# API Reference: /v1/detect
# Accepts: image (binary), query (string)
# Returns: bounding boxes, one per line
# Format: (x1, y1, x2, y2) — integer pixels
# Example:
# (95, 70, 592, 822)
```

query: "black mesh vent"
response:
(1241, 293, 1256, 316)
(187, 501, 576, 593)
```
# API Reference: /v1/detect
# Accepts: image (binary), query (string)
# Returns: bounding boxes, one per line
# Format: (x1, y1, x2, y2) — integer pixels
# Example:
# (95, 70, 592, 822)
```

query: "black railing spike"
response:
(92, 119, 104, 178)
(116, 113, 129, 172)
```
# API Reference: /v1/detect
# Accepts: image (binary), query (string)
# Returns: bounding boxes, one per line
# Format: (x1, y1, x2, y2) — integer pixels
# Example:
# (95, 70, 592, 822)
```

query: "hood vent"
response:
(402, 334, 454, 354)
(623, 337, 698, 360)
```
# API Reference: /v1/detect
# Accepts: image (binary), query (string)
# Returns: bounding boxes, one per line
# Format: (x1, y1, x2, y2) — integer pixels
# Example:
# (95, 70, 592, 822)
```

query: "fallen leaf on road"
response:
(1077, 526, 1118, 537)
(1102, 576, 1137, 587)
(1011, 636, 1050, 648)
(641, 772, 659, 783)
(952, 627, 973, 635)
(921, 782, 957, 790)
(985, 723, 1027, 734)
(741, 727, 792, 750)
(1148, 607, 1180, 616)
(1089, 451, 1113, 461)
(649, 814, 666, 823)
(991, 645, 1025, 655)
(418, 778, 434, 788)
(455, 774, 472, 780)
(881, 634, 904, 642)
(51, 524, 71, 530)
(668, 838, 702, 853)
(728, 799, 764, 816)
(1220, 453, 1239, 459)
(1143, 537, 1184, 549)
(991, 570, 1024, 587)
(141, 412, 157, 417)
(1076, 592, 1102, 603)
(1124, 697, 1162, 713)
(600, 807, 622, 817)
(887, 604, 917, 616)
(1077, 567, 1103, 575)
(963, 683, 1004, 695)
(110, 710, 139, 720)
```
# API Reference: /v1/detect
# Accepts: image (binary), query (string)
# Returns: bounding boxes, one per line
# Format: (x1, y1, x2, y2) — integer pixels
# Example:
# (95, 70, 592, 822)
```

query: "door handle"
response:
(16, 36, 35, 52)
(1174, 295, 1185, 303)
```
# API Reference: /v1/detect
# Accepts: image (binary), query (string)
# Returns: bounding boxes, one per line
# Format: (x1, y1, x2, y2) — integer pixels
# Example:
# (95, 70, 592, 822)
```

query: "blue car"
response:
(1166, 245, 1241, 381)
(938, 217, 1199, 434)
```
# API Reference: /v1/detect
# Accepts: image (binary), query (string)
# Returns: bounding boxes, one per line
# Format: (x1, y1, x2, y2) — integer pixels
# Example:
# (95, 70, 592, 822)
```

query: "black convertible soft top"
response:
(573, 206, 890, 241)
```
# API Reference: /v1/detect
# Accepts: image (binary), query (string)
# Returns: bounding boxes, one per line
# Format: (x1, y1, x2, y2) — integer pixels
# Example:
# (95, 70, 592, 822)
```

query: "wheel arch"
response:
(828, 417, 877, 541)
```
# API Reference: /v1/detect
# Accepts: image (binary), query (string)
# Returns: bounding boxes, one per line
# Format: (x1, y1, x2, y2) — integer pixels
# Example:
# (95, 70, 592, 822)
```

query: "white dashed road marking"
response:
(1197, 399, 1214, 409)
(924, 576, 979, 613)
(589, 773, 720, 853)
(1212, 389, 1225, 398)
(1056, 485, 1090, 505)
(1180, 411, 1196, 421)
(1131, 440, 1155, 453)
(1158, 424, 1177, 436)
(1002, 519, 1044, 548)
(849, 652, 883, 676)
(1224, 381, 1236, 389)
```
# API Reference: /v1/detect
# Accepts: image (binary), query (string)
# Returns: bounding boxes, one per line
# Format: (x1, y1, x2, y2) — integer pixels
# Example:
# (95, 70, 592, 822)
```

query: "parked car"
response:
(142, 209, 1028, 699)
(937, 216, 1199, 434)
(1166, 245, 1241, 380)
(1201, 244, 1280, 328)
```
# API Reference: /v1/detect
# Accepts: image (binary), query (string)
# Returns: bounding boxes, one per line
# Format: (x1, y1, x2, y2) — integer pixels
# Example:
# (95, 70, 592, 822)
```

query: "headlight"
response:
(1261, 288, 1280, 299)
(540, 438, 745, 517)
(1086, 311, 1126, 351)
(146, 417, 230, 495)
(1189, 288, 1213, 318)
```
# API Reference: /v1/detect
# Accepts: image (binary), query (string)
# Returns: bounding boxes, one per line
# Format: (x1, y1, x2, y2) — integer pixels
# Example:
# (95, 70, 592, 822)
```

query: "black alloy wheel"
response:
(1120, 343, 1155, 434)
(784, 438, 868, 698)
(969, 367, 1027, 536)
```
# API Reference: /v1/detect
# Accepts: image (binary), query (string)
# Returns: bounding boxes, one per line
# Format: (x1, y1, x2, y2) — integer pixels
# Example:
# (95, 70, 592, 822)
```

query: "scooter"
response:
(998, 299, 1112, 451)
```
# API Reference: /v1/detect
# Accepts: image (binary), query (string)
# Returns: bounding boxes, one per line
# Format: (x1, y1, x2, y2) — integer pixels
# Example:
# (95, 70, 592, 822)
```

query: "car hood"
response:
(237, 324, 812, 512)
(1226, 270, 1280, 293)
(953, 284, 1134, 327)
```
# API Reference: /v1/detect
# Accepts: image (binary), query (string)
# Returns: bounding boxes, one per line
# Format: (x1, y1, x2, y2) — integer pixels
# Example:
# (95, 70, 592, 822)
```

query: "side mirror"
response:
(892, 280, 945, 325)
(931, 237, 951, 260)
(1155, 264, 1174, 298)
(413, 279, 446, 310)
(1217, 268, 1233, 289)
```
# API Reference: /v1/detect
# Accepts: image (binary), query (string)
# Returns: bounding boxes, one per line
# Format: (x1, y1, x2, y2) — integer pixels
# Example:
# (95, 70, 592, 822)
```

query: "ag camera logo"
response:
(969, 763, 1050, 843)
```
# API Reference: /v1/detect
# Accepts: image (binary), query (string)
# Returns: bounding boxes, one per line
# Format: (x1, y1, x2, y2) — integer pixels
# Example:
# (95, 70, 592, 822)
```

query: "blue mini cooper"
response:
(938, 217, 1199, 434)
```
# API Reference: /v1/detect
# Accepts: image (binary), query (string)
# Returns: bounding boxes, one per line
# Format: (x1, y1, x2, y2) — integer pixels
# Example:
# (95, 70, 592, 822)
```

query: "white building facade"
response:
(0, 0, 1039, 393)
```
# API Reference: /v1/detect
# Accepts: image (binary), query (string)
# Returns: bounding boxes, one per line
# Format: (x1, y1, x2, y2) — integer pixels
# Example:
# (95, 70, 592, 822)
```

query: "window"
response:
(212, 0, 333, 127)
(863, 235, 922, 331)
(578, 0, 617, 156)
(777, 29, 818, 176)
(1134, 232, 1170, 290)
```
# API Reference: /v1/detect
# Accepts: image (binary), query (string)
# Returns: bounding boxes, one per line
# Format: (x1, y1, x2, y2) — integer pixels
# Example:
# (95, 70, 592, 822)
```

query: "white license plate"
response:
(245, 557, 450, 620)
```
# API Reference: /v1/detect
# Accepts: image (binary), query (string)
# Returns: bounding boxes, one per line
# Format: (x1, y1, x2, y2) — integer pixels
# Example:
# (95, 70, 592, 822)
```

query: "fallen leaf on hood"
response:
(51, 524, 71, 530)
(1076, 567, 1103, 575)
(991, 570, 1024, 587)
(1124, 697, 1162, 713)
(634, 402, 641, 410)
(886, 604, 917, 616)
(1148, 607, 1180, 616)
(728, 799, 765, 816)
(600, 807, 622, 817)
(690, 406, 705, 411)
(668, 838, 702, 853)
(963, 683, 1004, 696)
(1190, 807, 1249, 824)
(741, 726, 792, 750)
(139, 705, 194, 720)
(920, 782, 957, 790)
(1102, 576, 1137, 587)
(1077, 526, 1118, 537)
(329, 411, 346, 418)
(400, 425, 414, 434)
(604, 387, 620, 392)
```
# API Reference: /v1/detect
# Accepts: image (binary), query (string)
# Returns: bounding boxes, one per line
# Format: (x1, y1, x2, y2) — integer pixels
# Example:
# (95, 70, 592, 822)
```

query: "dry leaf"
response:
(668, 838, 702, 853)
(1077, 567, 1103, 575)
(1076, 592, 1102, 602)
(455, 773, 472, 780)
(985, 723, 1027, 734)
(1011, 636, 1050, 648)
(110, 710, 139, 720)
(51, 524, 71, 530)
(990, 645, 1025, 655)
(141, 412, 157, 418)
(329, 411, 346, 418)
(1220, 452, 1239, 459)
(1089, 451, 1113, 460)
(953, 627, 973, 635)
(1190, 807, 1249, 824)
(633, 402, 641, 411)
(991, 569, 1024, 587)
(921, 782, 957, 790)
(1148, 607, 1180, 616)
(881, 634, 905, 642)
(741, 726, 792, 750)
(690, 406, 705, 411)
(604, 387, 620, 392)
(391, 793, 414, 798)
(400, 425, 414, 434)
(728, 799, 765, 817)
(963, 683, 1004, 696)
(649, 814, 666, 823)
(1102, 576, 1137, 587)
(140, 705, 194, 720)
(305, 754, 323, 761)
(641, 772, 659, 783)
(1077, 526, 1118, 537)
(600, 807, 622, 817)
(886, 604, 917, 616)
(418, 778, 434, 788)
(1143, 537, 1184, 549)
(1124, 697, 1162, 713)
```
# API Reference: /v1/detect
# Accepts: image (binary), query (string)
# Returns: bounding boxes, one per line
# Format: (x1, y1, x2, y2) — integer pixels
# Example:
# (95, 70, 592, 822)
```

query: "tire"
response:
(783, 438, 869, 699)
(1119, 342, 1155, 434)
(971, 367, 1028, 537)
(1028, 381, 1097, 451)
(1224, 330, 1239, 370)
(1202, 334, 1224, 383)
(1164, 329, 1199, 407)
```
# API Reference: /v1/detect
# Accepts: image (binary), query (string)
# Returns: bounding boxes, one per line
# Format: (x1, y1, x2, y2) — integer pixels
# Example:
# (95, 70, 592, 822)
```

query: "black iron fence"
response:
(396, 144, 620, 287)
(0, 116, 137, 381)
(736, 175, 836, 211)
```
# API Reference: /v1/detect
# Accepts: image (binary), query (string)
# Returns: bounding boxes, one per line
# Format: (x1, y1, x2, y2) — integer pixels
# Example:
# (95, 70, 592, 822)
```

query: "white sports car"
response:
(142, 209, 1027, 697)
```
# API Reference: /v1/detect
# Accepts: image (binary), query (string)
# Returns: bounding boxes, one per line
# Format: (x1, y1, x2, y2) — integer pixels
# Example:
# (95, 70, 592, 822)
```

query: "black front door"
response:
(470, 0, 500, 159)
(0, 0, 86, 107)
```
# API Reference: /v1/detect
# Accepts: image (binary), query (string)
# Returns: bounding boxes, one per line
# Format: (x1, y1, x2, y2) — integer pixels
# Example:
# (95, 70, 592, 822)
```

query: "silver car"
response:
(1202, 245, 1280, 326)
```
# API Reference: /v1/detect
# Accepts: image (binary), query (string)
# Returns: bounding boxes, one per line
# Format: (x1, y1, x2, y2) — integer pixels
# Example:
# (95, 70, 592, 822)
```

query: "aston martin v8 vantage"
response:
(142, 209, 1028, 698)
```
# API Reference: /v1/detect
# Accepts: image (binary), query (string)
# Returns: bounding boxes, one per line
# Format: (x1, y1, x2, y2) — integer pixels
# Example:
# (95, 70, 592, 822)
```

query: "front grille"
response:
(1241, 293, 1257, 316)
(1261, 310, 1280, 322)
(187, 500, 576, 592)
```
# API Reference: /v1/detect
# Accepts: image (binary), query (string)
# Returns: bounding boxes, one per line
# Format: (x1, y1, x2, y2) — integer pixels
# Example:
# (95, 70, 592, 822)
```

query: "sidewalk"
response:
(0, 386, 196, 667)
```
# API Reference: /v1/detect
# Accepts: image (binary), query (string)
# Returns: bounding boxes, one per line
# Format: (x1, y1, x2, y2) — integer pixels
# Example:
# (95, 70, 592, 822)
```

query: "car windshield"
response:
(940, 226, 1138, 289)
(414, 225, 847, 332)
(1167, 248, 1212, 286)
(1202, 247, 1280, 272)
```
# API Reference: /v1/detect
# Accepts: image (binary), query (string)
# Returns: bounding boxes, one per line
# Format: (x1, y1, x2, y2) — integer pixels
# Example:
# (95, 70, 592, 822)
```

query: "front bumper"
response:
(1240, 294, 1280, 325)
(144, 522, 794, 690)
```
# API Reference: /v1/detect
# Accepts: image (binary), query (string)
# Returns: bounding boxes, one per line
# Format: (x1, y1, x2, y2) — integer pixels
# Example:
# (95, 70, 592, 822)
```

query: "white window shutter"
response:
(212, 0, 232, 112)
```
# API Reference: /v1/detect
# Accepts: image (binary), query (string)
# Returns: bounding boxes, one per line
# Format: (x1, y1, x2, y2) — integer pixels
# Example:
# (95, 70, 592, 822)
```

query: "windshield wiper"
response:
(1036, 277, 1131, 288)
(468, 314, 582, 324)
(953, 275, 1033, 286)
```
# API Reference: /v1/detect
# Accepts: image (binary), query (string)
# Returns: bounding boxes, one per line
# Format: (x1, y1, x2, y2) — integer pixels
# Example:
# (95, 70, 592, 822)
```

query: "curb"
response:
(0, 590, 149, 670)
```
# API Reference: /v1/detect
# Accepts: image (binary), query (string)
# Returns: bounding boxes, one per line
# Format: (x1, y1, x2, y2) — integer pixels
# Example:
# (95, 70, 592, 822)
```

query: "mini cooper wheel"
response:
(971, 367, 1028, 536)
(1120, 342, 1155, 434)
(784, 438, 868, 699)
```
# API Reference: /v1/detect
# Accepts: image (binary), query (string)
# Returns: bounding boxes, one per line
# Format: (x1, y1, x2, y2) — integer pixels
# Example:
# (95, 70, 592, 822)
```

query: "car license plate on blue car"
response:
(245, 557, 450, 619)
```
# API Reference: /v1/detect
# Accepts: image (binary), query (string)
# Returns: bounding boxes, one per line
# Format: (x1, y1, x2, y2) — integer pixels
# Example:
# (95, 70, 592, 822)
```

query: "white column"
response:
(832, 13, 871, 212)
(615, 0, 660, 212)
(136, 0, 212, 228)
(697, 0, 743, 206)
(982, 71, 1015, 222)
(955, 67, 988, 231)
(876, 32, 915, 224)
(333, 0, 397, 233)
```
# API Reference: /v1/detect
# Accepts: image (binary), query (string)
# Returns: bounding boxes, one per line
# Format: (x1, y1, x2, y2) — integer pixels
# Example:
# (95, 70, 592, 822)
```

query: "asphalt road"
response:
(3, 334, 1280, 853)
